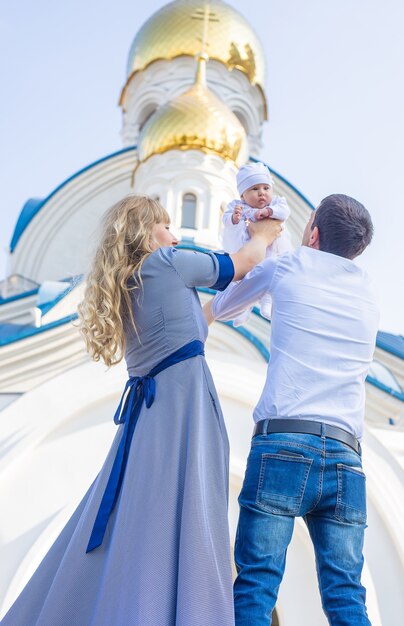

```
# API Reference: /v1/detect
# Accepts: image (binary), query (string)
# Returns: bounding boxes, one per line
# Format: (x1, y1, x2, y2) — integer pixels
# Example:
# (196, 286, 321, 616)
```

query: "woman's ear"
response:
(309, 226, 320, 249)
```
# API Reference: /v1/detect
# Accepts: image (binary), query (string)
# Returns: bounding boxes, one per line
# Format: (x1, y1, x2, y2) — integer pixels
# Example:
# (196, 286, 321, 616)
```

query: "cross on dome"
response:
(190, 3, 220, 57)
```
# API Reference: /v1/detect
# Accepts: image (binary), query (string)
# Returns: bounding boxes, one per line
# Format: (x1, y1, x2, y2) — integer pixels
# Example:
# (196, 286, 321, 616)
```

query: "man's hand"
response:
(232, 205, 243, 224)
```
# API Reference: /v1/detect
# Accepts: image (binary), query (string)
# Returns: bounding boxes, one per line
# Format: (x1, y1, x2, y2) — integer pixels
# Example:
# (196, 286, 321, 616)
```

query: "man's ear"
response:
(309, 225, 320, 249)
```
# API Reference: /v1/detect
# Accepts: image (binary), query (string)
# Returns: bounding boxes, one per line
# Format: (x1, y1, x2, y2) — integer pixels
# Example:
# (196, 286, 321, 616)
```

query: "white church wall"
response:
(362, 429, 404, 624)
(0, 394, 21, 411)
(0, 320, 87, 393)
(134, 149, 239, 247)
(8, 147, 313, 288)
(9, 149, 137, 283)
(0, 293, 38, 324)
(365, 386, 403, 432)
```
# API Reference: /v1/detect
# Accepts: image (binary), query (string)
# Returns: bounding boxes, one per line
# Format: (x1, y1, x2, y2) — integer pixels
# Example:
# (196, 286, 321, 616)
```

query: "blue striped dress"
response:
(1, 248, 235, 626)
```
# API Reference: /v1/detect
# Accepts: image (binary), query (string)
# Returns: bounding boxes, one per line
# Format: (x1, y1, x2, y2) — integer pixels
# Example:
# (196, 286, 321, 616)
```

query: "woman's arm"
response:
(230, 218, 282, 280)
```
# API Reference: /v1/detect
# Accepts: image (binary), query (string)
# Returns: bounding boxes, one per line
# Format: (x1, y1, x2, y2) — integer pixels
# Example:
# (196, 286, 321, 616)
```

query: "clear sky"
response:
(1, 0, 403, 333)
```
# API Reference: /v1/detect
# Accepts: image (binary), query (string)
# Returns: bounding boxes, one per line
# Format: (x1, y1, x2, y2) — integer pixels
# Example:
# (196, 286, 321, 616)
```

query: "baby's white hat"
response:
(236, 162, 274, 197)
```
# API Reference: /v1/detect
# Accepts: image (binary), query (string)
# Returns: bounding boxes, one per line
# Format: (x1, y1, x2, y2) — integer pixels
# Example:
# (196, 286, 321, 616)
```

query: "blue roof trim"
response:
(0, 323, 27, 342)
(0, 313, 78, 347)
(220, 320, 270, 361)
(38, 276, 83, 316)
(249, 156, 315, 210)
(376, 331, 404, 360)
(10, 199, 45, 252)
(0, 287, 39, 306)
(9, 146, 137, 253)
(366, 375, 404, 402)
(0, 275, 83, 310)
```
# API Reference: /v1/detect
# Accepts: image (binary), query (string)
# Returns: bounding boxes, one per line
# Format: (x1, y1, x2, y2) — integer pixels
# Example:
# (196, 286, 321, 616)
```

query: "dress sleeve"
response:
(161, 247, 234, 291)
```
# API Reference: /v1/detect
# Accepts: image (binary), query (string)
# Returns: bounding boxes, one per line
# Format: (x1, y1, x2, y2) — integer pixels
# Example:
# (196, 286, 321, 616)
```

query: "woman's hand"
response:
(230, 219, 283, 281)
(248, 218, 283, 246)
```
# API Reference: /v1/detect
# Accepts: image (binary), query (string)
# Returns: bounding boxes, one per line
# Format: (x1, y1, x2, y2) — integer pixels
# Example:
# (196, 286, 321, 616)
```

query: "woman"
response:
(1, 196, 281, 626)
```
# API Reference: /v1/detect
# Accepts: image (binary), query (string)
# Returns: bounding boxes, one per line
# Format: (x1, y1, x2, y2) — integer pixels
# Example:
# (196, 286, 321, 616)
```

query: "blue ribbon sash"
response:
(86, 340, 205, 553)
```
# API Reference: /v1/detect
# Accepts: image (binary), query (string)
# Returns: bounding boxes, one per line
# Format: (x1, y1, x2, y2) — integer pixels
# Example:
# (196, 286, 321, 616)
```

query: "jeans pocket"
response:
(335, 464, 367, 524)
(256, 452, 312, 515)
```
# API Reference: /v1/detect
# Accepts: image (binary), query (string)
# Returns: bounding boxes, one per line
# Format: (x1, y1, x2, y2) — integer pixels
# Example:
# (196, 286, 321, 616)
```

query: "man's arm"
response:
(203, 257, 278, 324)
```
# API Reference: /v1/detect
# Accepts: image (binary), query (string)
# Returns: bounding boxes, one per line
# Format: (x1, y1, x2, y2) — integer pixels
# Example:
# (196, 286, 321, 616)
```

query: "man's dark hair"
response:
(312, 194, 373, 259)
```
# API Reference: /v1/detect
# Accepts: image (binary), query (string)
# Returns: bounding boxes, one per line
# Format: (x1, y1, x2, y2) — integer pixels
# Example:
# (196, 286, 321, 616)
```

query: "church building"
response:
(0, 2, 403, 624)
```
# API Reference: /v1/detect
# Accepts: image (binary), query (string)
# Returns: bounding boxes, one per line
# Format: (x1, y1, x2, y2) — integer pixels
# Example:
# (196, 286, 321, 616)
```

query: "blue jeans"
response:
(234, 431, 371, 626)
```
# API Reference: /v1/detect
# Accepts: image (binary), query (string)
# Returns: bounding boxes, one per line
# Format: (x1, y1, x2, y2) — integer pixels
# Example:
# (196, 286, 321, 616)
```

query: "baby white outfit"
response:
(221, 196, 293, 325)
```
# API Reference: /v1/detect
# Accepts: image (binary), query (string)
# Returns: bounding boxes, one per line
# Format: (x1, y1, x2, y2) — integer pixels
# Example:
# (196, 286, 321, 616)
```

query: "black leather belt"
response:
(253, 418, 361, 454)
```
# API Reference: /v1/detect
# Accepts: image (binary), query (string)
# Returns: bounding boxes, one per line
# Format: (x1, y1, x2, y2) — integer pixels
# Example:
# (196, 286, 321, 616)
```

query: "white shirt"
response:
(212, 246, 380, 440)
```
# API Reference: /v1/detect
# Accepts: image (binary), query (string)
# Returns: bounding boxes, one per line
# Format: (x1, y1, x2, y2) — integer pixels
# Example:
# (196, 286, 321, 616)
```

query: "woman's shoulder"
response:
(147, 247, 207, 266)
(142, 247, 187, 275)
(131, 249, 178, 291)
(143, 246, 175, 267)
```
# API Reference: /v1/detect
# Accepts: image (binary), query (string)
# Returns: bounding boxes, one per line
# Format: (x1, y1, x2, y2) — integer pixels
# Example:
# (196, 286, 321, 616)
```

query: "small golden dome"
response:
(137, 56, 249, 166)
(127, 0, 265, 87)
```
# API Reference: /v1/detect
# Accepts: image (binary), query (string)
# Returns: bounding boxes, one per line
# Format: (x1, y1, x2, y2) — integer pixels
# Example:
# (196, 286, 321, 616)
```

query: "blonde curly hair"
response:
(78, 195, 170, 367)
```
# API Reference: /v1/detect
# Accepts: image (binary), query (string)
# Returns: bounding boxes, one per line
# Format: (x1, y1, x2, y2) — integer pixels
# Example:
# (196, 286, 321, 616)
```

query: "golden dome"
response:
(137, 56, 249, 166)
(127, 0, 266, 87)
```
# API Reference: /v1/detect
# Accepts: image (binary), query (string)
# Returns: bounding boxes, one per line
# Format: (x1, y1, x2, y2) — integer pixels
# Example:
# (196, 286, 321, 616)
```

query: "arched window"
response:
(181, 193, 197, 229)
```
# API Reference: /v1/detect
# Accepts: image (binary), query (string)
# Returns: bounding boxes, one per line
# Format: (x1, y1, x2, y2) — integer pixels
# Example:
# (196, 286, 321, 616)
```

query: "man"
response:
(204, 194, 379, 626)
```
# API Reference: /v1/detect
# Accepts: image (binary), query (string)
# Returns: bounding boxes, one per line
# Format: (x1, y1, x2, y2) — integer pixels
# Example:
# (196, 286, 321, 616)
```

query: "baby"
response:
(222, 161, 293, 325)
